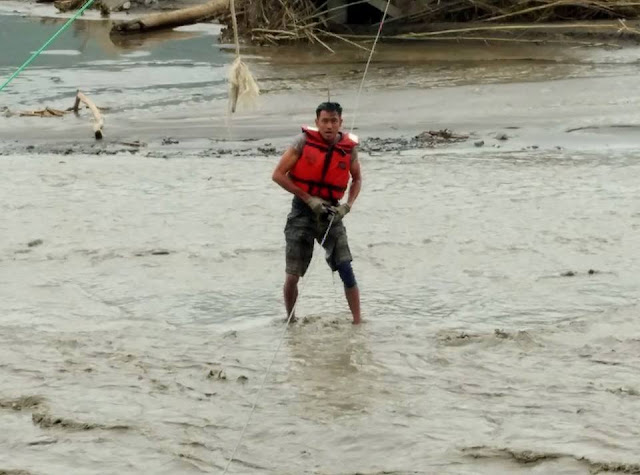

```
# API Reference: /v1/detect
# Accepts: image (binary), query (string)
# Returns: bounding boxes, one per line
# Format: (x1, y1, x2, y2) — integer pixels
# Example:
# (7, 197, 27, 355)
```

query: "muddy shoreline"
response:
(3, 0, 640, 158)
(3, 76, 640, 158)
(2, 6, 640, 471)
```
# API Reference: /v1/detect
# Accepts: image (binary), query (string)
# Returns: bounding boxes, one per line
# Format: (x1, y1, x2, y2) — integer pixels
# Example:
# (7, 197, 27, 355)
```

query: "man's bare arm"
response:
(272, 147, 312, 202)
(346, 156, 362, 208)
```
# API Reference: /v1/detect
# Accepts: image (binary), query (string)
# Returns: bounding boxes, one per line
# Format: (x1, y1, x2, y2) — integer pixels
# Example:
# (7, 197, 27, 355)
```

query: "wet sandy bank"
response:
(2, 149, 640, 474)
(2, 7, 640, 475)
(3, 73, 640, 158)
(3, 4, 640, 157)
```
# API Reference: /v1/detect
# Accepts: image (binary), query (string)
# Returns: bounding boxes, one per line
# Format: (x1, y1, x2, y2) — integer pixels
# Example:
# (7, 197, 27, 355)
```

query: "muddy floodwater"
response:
(2, 3, 640, 474)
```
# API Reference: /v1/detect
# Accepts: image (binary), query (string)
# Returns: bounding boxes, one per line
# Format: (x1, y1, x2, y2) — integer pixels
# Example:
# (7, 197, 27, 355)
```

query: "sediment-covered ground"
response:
(1, 3, 640, 474)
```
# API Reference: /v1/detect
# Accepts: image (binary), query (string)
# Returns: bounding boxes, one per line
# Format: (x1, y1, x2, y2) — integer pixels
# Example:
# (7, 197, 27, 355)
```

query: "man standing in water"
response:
(272, 102, 362, 325)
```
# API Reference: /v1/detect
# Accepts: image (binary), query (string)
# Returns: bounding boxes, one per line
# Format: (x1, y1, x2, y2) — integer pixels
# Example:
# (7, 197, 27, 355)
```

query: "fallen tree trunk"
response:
(71, 90, 105, 140)
(110, 0, 228, 35)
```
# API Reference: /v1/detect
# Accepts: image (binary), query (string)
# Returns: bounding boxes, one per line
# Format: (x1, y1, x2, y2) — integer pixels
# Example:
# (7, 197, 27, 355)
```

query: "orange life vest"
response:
(289, 126, 358, 202)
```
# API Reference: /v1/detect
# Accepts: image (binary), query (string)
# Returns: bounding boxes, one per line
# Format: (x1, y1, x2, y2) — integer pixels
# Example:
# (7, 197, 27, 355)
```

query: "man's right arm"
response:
(272, 146, 312, 203)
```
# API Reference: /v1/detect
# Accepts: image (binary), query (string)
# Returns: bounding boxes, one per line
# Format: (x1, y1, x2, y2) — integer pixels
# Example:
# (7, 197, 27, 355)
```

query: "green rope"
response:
(0, 0, 97, 93)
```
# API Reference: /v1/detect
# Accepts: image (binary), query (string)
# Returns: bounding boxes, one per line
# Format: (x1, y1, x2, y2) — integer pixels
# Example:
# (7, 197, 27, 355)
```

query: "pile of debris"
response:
(218, 0, 640, 46)
(360, 129, 470, 153)
(46, 0, 640, 46)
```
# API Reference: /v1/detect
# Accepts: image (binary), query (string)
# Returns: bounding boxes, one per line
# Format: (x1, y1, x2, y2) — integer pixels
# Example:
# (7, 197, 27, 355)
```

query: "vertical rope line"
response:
(222, 216, 336, 474)
(349, 0, 392, 132)
(229, 0, 241, 57)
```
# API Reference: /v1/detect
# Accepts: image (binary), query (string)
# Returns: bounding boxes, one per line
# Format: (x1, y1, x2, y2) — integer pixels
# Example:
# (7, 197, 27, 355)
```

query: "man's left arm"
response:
(346, 151, 362, 209)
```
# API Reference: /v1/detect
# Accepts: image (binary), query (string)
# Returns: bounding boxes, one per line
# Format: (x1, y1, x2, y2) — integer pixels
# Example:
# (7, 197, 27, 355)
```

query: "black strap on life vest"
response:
(288, 174, 347, 193)
(320, 145, 334, 188)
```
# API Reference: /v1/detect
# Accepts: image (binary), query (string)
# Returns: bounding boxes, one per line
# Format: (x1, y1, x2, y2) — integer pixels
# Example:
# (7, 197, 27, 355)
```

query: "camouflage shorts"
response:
(284, 198, 353, 277)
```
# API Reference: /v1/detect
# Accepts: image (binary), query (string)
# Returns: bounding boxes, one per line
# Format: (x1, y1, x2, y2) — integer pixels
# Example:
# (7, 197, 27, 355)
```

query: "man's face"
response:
(315, 110, 342, 142)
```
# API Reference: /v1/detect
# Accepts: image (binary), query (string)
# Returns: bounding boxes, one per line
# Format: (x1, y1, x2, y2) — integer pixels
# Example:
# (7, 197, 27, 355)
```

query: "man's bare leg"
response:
(284, 273, 300, 322)
(345, 285, 361, 324)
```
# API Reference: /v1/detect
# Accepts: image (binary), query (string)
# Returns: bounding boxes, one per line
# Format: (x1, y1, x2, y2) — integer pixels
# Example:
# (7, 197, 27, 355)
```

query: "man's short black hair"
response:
(316, 102, 342, 118)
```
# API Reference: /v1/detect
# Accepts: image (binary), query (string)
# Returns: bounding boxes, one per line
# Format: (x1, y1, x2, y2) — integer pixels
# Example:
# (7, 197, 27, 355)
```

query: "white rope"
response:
(222, 215, 335, 474)
(229, 0, 241, 57)
(223, 2, 392, 471)
(349, 0, 392, 132)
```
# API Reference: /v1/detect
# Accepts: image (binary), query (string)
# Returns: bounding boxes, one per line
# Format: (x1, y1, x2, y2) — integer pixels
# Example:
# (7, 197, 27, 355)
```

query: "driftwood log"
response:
(110, 0, 228, 35)
(71, 90, 105, 140)
(19, 107, 68, 117)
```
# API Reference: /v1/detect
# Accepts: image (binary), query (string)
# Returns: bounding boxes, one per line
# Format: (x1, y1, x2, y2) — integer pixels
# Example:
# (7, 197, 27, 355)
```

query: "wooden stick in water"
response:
(72, 90, 104, 140)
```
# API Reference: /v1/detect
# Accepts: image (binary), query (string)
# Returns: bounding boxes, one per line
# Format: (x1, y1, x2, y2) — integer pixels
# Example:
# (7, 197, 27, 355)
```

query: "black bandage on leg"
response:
(336, 261, 357, 288)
